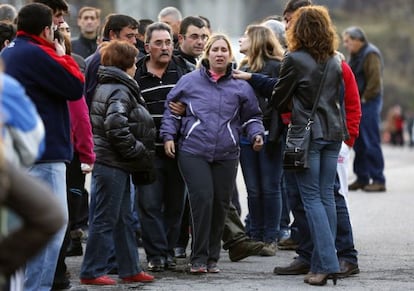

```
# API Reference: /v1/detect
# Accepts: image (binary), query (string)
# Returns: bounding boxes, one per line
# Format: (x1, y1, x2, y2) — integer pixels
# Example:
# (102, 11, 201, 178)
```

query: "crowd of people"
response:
(0, 0, 388, 289)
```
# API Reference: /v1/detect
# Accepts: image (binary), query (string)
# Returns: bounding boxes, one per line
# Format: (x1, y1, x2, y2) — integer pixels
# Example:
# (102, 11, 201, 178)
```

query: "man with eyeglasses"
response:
(174, 16, 209, 65)
(134, 22, 194, 273)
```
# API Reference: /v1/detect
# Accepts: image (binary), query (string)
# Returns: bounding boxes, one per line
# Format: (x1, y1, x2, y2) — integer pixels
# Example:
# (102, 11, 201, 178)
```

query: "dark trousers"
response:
(222, 202, 247, 250)
(353, 97, 385, 184)
(137, 156, 186, 261)
(178, 151, 238, 264)
(176, 182, 241, 250)
(176, 193, 190, 249)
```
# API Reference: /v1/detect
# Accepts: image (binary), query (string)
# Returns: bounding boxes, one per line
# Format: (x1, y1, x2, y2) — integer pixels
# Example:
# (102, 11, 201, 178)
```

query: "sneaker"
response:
(165, 256, 177, 270)
(190, 263, 207, 274)
(228, 239, 264, 262)
(348, 180, 368, 191)
(147, 258, 165, 272)
(207, 262, 220, 273)
(121, 271, 154, 283)
(278, 228, 291, 242)
(363, 183, 386, 192)
(259, 242, 277, 256)
(80, 275, 116, 285)
(174, 247, 186, 258)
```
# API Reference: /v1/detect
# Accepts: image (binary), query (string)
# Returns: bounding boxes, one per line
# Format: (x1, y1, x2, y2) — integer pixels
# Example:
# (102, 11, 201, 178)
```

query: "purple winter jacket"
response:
(160, 64, 264, 162)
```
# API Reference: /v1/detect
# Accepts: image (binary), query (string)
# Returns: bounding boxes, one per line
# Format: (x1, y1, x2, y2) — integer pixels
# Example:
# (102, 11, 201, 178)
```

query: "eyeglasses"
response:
(149, 39, 173, 48)
(185, 34, 209, 41)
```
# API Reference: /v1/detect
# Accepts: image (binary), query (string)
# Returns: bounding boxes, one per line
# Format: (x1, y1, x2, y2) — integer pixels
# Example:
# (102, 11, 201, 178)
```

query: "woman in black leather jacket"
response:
(271, 6, 348, 286)
(80, 40, 155, 285)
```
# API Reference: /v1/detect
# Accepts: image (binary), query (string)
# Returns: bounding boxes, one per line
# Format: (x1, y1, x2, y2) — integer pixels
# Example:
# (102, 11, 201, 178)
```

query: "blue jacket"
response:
(160, 62, 264, 162)
(1, 32, 84, 163)
(1, 73, 45, 167)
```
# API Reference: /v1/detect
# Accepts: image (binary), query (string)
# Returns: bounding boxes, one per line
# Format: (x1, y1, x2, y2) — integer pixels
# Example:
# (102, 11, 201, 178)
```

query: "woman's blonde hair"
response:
(239, 24, 284, 72)
(287, 5, 338, 62)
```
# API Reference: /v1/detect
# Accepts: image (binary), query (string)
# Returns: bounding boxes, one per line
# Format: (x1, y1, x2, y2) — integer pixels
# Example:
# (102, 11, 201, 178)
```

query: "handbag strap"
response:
(307, 58, 332, 125)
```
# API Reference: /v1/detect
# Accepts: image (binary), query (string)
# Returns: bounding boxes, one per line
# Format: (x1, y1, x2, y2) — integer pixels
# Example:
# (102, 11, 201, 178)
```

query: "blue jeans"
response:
(80, 164, 140, 278)
(240, 141, 283, 243)
(284, 170, 312, 258)
(335, 180, 358, 265)
(294, 140, 340, 274)
(25, 163, 68, 291)
(288, 174, 358, 266)
(279, 173, 292, 233)
(353, 97, 385, 184)
(137, 156, 186, 261)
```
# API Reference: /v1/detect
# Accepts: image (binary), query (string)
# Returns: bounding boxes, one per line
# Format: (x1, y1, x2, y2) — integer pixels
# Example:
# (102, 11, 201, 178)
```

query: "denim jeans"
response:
(279, 173, 292, 233)
(239, 141, 283, 243)
(353, 96, 385, 184)
(25, 163, 68, 291)
(137, 156, 186, 261)
(80, 163, 140, 278)
(294, 140, 340, 273)
(335, 185, 358, 264)
(289, 175, 358, 265)
(284, 169, 312, 258)
(178, 151, 238, 265)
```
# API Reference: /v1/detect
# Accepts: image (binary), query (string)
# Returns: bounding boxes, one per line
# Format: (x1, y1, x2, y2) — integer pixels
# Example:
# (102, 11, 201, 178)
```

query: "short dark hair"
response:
(138, 18, 154, 35)
(179, 16, 205, 35)
(32, 0, 69, 14)
(17, 3, 52, 35)
(198, 15, 211, 30)
(100, 40, 138, 71)
(144, 22, 172, 43)
(0, 22, 16, 50)
(102, 14, 139, 39)
(283, 0, 312, 15)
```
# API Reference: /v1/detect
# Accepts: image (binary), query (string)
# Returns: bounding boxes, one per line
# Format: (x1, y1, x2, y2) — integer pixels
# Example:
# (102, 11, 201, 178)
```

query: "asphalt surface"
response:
(67, 144, 414, 290)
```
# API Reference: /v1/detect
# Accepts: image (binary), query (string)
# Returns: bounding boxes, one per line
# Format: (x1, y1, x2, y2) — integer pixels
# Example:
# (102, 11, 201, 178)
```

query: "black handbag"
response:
(283, 120, 313, 170)
(282, 60, 330, 171)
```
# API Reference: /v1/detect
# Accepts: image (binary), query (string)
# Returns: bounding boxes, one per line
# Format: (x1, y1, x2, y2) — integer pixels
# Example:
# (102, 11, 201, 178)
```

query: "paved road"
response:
(68, 144, 414, 290)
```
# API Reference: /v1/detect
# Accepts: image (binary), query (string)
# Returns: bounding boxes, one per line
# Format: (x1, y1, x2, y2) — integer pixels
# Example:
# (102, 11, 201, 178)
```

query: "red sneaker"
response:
(80, 275, 116, 285)
(121, 271, 154, 283)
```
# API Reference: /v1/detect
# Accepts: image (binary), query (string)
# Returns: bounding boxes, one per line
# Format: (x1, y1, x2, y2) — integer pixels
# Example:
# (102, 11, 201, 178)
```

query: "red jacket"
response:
(342, 61, 362, 147)
(68, 96, 95, 164)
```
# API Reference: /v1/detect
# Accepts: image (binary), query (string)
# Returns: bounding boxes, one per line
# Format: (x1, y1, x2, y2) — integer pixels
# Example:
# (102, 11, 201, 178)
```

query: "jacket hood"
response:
(97, 66, 145, 105)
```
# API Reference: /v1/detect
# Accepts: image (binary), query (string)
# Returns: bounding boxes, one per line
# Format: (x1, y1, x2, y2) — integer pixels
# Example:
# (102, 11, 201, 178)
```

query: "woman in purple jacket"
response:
(161, 33, 264, 274)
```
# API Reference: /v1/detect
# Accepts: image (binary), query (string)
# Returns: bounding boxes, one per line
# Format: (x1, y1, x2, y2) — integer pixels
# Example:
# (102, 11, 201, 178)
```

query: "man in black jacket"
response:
(134, 22, 194, 273)
(71, 6, 100, 58)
